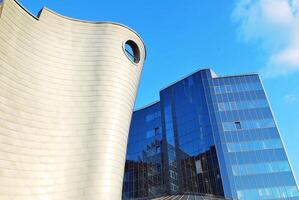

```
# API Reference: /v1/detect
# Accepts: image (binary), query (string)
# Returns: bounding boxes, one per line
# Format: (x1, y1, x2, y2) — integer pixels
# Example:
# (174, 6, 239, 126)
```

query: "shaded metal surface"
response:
(0, 0, 146, 199)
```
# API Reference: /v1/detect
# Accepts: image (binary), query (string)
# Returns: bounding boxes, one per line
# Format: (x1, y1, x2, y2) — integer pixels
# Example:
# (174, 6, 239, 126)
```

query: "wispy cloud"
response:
(232, 0, 299, 77)
(284, 93, 297, 103)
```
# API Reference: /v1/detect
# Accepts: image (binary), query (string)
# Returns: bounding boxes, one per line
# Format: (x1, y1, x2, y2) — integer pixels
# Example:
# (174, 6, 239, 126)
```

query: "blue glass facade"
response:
(123, 102, 166, 199)
(123, 69, 299, 200)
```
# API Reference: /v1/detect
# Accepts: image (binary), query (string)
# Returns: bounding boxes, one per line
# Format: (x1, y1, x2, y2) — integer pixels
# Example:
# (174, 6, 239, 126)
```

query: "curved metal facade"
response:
(0, 0, 146, 199)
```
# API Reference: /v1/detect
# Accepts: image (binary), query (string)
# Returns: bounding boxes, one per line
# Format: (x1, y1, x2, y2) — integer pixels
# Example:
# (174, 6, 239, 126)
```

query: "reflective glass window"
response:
(217, 100, 268, 111)
(227, 139, 283, 152)
(232, 161, 291, 176)
(214, 82, 263, 94)
(222, 119, 275, 131)
(237, 186, 299, 200)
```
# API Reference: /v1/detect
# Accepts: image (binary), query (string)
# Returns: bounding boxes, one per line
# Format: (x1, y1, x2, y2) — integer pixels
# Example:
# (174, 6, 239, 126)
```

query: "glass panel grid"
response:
(218, 100, 268, 111)
(222, 119, 275, 132)
(227, 139, 283, 153)
(232, 161, 291, 176)
(214, 82, 263, 94)
(237, 186, 299, 200)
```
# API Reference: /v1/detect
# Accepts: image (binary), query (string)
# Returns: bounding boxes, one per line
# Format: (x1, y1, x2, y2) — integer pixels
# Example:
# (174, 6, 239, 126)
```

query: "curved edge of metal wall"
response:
(0, 0, 146, 199)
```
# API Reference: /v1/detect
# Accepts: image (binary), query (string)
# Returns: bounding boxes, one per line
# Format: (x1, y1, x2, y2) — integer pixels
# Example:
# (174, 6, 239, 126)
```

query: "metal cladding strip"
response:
(0, 0, 145, 199)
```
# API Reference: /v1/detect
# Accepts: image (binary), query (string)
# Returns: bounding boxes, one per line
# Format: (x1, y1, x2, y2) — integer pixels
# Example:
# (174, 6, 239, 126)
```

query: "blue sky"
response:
(19, 0, 299, 181)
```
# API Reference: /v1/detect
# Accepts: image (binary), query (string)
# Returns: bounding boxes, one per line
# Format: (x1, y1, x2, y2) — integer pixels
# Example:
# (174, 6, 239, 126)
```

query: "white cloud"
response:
(284, 94, 297, 103)
(232, 0, 299, 77)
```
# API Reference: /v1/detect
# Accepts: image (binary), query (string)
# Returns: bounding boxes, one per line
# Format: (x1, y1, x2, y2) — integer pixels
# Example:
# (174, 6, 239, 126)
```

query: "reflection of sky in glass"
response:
(164, 105, 175, 145)
(211, 72, 299, 199)
(124, 69, 299, 200)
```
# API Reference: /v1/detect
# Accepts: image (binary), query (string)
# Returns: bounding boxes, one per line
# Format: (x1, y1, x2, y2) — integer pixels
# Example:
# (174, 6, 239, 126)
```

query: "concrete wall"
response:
(0, 0, 146, 199)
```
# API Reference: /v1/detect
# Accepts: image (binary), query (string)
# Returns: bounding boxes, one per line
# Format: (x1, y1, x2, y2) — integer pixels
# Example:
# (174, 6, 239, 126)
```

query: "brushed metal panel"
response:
(0, 0, 146, 199)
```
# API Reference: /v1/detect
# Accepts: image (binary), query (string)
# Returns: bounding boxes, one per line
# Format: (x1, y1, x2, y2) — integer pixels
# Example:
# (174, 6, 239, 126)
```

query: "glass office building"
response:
(123, 69, 299, 200)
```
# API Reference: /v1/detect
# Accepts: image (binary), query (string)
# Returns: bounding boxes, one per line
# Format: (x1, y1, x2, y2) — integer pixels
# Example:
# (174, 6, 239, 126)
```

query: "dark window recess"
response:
(155, 127, 160, 134)
(235, 121, 242, 130)
(124, 40, 140, 64)
(156, 146, 161, 153)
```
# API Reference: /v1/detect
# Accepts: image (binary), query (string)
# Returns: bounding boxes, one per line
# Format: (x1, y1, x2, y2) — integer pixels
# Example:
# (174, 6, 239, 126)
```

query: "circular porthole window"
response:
(124, 40, 140, 64)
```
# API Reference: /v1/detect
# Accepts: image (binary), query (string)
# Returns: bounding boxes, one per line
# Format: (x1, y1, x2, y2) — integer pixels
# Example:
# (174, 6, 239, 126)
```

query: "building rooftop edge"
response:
(133, 100, 160, 112)
(214, 72, 260, 79)
(160, 68, 259, 92)
(10, 0, 146, 59)
(159, 67, 212, 92)
(133, 68, 259, 113)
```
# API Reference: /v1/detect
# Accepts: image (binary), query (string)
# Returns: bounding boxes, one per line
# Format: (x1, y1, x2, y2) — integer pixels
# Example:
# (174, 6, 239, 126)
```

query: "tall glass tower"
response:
(123, 69, 299, 200)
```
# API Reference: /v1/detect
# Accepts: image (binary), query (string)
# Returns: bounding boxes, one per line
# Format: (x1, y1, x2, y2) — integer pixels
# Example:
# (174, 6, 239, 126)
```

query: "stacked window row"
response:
(146, 127, 162, 138)
(179, 147, 224, 196)
(237, 186, 299, 200)
(217, 99, 268, 112)
(145, 111, 161, 122)
(232, 161, 290, 176)
(214, 82, 263, 94)
(222, 119, 275, 132)
(227, 139, 283, 153)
